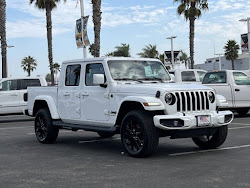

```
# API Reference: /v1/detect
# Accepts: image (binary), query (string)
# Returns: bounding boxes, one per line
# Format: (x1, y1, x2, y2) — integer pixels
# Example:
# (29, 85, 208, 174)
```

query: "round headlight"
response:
(165, 93, 175, 105)
(208, 91, 215, 103)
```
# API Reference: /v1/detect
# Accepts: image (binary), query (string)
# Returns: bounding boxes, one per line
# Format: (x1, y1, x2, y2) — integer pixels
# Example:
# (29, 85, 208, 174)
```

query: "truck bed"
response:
(27, 86, 58, 116)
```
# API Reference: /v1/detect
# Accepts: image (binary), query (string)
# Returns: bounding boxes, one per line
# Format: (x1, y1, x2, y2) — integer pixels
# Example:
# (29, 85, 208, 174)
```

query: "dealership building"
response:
(194, 53, 250, 71)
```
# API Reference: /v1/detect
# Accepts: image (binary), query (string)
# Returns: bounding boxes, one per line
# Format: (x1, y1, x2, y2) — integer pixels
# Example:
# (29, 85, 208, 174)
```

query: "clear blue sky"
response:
(2, 0, 250, 78)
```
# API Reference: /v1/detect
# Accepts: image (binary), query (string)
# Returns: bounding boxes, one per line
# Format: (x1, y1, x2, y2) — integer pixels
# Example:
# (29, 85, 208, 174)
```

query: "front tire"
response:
(192, 125, 228, 149)
(120, 110, 159, 158)
(35, 108, 59, 144)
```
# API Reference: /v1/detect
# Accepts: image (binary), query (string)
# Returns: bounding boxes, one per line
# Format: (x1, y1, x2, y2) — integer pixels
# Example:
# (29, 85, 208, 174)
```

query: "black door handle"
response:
(235, 88, 240, 91)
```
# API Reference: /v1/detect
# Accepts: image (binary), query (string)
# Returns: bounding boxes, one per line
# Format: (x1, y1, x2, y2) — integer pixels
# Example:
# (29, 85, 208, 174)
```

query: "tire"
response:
(120, 110, 159, 158)
(192, 125, 228, 149)
(97, 131, 116, 138)
(34, 108, 59, 144)
(236, 108, 249, 117)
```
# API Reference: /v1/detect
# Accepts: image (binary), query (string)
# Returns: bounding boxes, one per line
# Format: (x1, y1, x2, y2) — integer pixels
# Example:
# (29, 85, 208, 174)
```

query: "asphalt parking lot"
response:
(0, 115, 250, 188)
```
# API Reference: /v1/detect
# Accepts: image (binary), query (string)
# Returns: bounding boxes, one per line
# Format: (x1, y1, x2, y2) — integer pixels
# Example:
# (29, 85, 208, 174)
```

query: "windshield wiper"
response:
(115, 78, 143, 83)
(137, 77, 164, 83)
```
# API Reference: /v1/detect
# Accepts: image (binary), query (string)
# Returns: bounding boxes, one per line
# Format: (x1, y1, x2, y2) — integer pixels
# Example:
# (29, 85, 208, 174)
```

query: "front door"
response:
(81, 63, 109, 122)
(232, 72, 250, 108)
(58, 64, 82, 120)
(0, 79, 20, 114)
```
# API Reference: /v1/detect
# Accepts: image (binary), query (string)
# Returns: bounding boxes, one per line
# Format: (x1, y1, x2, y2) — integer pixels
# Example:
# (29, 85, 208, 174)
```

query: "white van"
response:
(0, 77, 47, 115)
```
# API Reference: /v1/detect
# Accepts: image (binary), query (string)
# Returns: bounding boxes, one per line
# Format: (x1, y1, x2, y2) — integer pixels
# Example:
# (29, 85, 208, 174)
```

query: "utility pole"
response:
(239, 17, 250, 70)
(80, 0, 87, 58)
(167, 36, 177, 69)
(215, 53, 223, 70)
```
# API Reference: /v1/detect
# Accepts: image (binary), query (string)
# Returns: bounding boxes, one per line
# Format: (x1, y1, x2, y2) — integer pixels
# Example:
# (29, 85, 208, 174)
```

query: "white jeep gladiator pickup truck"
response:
(25, 57, 233, 157)
(202, 70, 250, 116)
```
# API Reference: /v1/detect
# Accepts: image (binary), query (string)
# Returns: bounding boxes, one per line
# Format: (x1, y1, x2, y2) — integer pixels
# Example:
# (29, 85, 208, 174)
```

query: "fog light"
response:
(225, 114, 233, 123)
(160, 119, 184, 127)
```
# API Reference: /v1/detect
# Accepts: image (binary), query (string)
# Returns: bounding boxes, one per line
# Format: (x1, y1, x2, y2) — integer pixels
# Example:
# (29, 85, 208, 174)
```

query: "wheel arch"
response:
(115, 99, 164, 127)
(33, 96, 60, 119)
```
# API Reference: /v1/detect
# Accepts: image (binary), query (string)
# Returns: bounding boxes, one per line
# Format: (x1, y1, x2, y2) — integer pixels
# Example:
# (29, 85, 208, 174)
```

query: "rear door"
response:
(232, 71, 250, 107)
(58, 64, 82, 121)
(0, 79, 20, 114)
(202, 71, 234, 107)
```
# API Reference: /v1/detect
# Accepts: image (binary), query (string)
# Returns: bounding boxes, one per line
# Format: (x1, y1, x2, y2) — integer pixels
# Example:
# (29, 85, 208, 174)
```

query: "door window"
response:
(181, 71, 196, 82)
(65, 64, 81, 86)
(233, 72, 250, 85)
(85, 64, 106, 86)
(0, 80, 18, 91)
(202, 72, 226, 84)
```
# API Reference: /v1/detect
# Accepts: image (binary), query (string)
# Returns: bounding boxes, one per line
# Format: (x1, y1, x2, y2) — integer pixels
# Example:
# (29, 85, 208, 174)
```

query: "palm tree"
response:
(137, 44, 159, 58)
(224, 40, 240, 70)
(30, 0, 67, 85)
(106, 43, 130, 57)
(21, 56, 37, 76)
(179, 51, 189, 68)
(91, 0, 102, 57)
(0, 0, 7, 78)
(174, 0, 208, 69)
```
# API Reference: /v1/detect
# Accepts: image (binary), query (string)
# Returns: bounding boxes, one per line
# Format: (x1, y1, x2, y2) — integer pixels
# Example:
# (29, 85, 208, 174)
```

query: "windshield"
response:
(108, 60, 171, 82)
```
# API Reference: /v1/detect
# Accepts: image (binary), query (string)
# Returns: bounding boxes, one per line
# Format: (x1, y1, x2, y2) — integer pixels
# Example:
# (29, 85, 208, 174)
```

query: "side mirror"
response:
(93, 74, 105, 85)
(169, 74, 175, 82)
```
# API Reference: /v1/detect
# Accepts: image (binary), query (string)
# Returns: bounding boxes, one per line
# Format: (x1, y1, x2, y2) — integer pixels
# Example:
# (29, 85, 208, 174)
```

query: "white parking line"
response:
(230, 123, 250, 126)
(27, 130, 71, 135)
(0, 126, 31, 130)
(169, 144, 250, 156)
(79, 137, 121, 144)
(229, 126, 250, 130)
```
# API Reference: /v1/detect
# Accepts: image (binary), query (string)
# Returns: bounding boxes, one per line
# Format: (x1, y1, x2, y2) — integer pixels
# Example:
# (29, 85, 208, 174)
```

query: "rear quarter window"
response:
(181, 71, 196, 82)
(20, 79, 41, 89)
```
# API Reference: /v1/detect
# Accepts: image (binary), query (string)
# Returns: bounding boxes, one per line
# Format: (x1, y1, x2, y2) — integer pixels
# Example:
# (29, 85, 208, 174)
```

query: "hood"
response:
(113, 82, 213, 95)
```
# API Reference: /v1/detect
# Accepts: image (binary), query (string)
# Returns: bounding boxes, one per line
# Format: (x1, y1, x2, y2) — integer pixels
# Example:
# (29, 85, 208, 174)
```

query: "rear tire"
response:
(34, 108, 59, 144)
(192, 125, 228, 149)
(97, 131, 116, 138)
(120, 110, 159, 158)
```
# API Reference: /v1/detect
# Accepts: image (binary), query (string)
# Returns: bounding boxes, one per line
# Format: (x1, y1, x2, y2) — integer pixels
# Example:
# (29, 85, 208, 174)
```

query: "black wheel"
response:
(97, 131, 116, 138)
(236, 108, 249, 117)
(120, 110, 159, 158)
(35, 108, 59, 144)
(192, 125, 228, 149)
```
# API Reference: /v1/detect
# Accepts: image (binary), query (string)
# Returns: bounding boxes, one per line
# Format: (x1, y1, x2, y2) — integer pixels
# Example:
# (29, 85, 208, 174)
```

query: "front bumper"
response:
(153, 110, 233, 131)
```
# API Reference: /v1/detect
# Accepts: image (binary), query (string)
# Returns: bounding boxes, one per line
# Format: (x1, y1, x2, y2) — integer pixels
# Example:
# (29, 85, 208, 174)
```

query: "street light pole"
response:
(239, 17, 250, 70)
(215, 53, 223, 70)
(167, 36, 177, 69)
(80, 0, 87, 58)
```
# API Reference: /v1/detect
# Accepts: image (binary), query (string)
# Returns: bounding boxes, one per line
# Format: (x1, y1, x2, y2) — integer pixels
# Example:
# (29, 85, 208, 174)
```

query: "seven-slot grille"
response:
(174, 91, 210, 112)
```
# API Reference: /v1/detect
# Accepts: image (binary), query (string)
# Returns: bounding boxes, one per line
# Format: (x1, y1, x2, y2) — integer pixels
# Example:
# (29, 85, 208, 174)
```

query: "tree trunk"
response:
(232, 60, 235, 70)
(92, 0, 102, 57)
(46, 4, 55, 85)
(0, 0, 7, 78)
(189, 17, 195, 69)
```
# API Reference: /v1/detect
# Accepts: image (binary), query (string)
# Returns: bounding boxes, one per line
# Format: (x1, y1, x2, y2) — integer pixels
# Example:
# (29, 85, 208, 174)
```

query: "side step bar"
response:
(53, 121, 117, 133)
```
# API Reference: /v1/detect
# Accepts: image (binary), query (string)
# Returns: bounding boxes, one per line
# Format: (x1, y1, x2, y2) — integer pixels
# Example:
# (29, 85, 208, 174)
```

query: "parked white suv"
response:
(0, 77, 47, 115)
